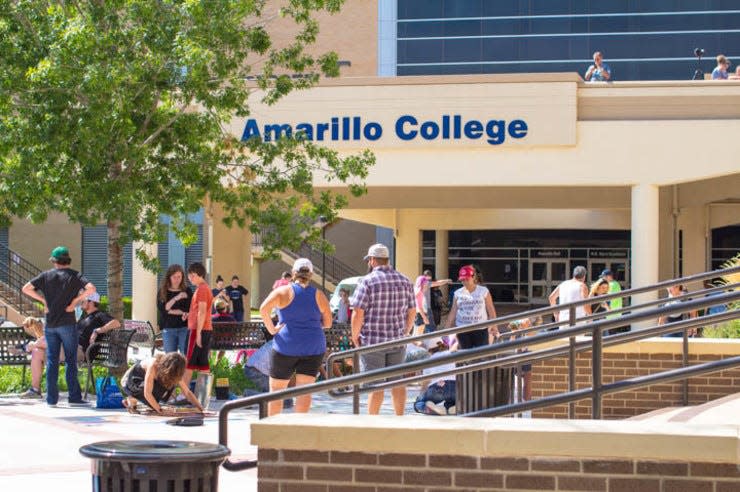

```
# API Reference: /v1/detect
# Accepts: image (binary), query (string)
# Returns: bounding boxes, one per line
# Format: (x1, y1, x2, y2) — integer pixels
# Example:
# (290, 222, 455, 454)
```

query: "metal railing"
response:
(0, 243, 43, 317)
(282, 243, 361, 286)
(218, 265, 740, 472)
(252, 231, 362, 286)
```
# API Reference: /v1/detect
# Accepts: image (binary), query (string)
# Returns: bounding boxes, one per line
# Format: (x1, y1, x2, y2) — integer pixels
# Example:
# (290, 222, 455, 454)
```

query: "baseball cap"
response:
(49, 246, 70, 262)
(458, 265, 476, 280)
(363, 243, 390, 260)
(600, 269, 614, 278)
(85, 292, 101, 303)
(292, 258, 314, 272)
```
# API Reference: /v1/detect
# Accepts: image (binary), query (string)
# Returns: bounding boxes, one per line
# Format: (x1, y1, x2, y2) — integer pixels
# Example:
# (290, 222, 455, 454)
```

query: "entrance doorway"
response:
(529, 260, 569, 304)
(587, 259, 629, 289)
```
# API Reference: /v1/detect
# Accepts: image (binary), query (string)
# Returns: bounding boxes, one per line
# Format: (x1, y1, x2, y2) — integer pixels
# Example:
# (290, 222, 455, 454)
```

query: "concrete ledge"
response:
(252, 414, 740, 463)
(530, 336, 740, 356)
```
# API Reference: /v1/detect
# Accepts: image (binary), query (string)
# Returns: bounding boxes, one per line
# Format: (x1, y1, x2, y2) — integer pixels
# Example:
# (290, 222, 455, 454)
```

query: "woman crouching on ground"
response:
(121, 352, 203, 413)
(259, 258, 332, 416)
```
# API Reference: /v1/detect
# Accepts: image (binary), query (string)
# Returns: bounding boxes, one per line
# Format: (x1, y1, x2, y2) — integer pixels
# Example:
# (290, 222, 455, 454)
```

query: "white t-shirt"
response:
(454, 285, 489, 326)
(557, 279, 587, 325)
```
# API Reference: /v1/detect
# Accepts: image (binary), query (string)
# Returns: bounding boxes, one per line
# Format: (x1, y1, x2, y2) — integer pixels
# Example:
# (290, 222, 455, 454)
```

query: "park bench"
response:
(124, 319, 158, 356)
(0, 326, 34, 385)
(211, 321, 267, 351)
(325, 322, 352, 353)
(82, 328, 136, 399)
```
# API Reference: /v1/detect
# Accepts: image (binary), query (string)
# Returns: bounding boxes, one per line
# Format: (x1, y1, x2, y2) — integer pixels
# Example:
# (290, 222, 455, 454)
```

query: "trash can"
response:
(456, 358, 513, 414)
(79, 440, 230, 492)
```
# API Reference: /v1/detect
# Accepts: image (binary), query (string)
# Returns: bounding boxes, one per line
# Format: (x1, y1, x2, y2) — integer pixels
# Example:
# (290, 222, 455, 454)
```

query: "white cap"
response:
(86, 292, 101, 303)
(363, 243, 390, 260)
(292, 258, 313, 272)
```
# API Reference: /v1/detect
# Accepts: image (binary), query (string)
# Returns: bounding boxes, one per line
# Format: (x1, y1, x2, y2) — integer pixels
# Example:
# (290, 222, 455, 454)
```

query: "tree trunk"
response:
(107, 220, 124, 320)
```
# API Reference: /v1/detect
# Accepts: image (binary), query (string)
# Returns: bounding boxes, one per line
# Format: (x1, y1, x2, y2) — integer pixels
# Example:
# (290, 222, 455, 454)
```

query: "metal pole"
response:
(321, 225, 327, 295)
(352, 352, 360, 414)
(592, 325, 603, 419)
(568, 305, 576, 418)
(682, 329, 689, 406)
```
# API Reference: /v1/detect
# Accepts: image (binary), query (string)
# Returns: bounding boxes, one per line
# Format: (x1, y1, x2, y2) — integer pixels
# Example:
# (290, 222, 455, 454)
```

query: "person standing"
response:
(225, 275, 249, 322)
(335, 288, 351, 323)
(183, 262, 214, 386)
(21, 246, 95, 406)
(272, 271, 292, 290)
(584, 51, 612, 82)
(350, 243, 415, 416)
(549, 266, 591, 326)
(157, 264, 192, 354)
(446, 265, 498, 349)
(211, 275, 231, 313)
(601, 269, 628, 335)
(259, 258, 332, 416)
(711, 55, 730, 80)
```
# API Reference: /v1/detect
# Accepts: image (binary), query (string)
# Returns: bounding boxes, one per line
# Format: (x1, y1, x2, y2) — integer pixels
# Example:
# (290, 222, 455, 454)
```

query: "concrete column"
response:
(435, 229, 449, 287)
(132, 242, 158, 326)
(679, 206, 708, 279)
(631, 184, 660, 329)
(395, 214, 421, 279)
(250, 257, 261, 310)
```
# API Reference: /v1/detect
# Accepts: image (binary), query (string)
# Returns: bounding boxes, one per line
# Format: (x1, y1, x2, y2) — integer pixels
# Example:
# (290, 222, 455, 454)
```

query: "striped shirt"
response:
(350, 265, 415, 345)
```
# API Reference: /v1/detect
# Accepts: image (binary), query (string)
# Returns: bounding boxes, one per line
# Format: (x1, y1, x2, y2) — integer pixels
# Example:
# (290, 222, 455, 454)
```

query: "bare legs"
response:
(268, 374, 314, 416)
(368, 386, 407, 416)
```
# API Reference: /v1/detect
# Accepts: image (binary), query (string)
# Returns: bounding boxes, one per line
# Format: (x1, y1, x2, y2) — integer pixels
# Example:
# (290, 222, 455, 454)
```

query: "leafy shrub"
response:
(99, 296, 132, 319)
(0, 365, 109, 394)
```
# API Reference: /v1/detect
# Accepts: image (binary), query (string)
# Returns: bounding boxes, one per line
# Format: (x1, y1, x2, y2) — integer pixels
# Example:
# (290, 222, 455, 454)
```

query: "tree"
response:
(0, 0, 373, 319)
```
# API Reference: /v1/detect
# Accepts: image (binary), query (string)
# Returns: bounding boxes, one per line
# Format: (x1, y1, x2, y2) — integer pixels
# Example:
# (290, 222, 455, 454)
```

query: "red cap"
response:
(458, 265, 476, 280)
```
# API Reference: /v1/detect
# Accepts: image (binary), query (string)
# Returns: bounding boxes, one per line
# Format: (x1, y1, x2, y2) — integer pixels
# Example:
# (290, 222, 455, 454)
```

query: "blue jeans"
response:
(414, 380, 456, 415)
(243, 366, 269, 392)
(162, 327, 189, 354)
(45, 324, 82, 404)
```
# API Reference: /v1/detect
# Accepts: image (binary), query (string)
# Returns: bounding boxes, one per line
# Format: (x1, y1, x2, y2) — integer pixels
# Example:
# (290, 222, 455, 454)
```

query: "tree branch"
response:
(139, 102, 188, 147)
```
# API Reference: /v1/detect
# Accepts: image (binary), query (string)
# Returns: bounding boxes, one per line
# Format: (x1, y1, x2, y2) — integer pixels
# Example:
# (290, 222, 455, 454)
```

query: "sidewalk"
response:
(0, 388, 420, 491)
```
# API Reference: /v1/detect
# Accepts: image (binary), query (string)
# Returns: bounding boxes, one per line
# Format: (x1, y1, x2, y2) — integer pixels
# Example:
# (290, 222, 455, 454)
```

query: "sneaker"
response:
(68, 399, 91, 407)
(446, 405, 456, 415)
(19, 388, 42, 399)
(425, 401, 446, 416)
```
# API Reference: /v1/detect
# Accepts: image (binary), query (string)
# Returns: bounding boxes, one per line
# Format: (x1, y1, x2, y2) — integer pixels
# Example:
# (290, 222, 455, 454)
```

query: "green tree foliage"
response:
(0, 0, 373, 318)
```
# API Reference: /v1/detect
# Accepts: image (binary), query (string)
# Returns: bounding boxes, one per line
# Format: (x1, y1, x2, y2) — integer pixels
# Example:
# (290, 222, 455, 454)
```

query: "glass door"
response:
(529, 260, 569, 304)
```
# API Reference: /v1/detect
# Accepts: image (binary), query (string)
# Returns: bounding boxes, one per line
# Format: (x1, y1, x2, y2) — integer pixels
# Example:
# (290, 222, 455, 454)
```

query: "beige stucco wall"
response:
(9, 213, 81, 271)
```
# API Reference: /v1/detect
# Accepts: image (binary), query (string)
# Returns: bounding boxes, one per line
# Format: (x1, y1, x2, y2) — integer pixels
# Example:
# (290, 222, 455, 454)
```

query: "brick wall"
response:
(257, 449, 740, 491)
(530, 351, 740, 419)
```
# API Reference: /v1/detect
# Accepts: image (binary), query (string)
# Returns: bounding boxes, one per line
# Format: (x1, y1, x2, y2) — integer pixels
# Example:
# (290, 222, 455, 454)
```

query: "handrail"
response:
(284, 242, 361, 285)
(218, 287, 740, 472)
(324, 266, 740, 368)
(0, 243, 43, 317)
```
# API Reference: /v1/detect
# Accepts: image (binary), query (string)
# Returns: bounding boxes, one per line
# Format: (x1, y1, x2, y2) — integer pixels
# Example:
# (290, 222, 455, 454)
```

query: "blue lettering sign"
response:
(241, 114, 529, 146)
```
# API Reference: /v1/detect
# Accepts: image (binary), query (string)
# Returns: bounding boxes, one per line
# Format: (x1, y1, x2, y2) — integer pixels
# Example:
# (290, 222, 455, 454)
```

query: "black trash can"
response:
(456, 359, 513, 414)
(79, 440, 230, 492)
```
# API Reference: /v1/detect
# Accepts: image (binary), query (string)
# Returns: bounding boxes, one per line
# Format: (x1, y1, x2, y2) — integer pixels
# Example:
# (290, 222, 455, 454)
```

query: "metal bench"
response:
(82, 328, 136, 399)
(0, 326, 34, 385)
(211, 322, 267, 351)
(325, 323, 352, 353)
(123, 319, 158, 356)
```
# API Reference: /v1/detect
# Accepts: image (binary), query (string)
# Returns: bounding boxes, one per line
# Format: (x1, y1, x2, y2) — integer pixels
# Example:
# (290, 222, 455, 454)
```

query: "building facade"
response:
(2, 2, 739, 326)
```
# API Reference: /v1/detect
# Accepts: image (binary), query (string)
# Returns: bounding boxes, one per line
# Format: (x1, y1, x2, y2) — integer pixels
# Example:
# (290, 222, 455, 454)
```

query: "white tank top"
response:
(454, 285, 489, 326)
(558, 279, 586, 325)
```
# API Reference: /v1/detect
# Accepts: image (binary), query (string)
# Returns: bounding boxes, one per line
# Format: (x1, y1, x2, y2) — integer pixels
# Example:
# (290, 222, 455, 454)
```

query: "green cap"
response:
(49, 246, 70, 262)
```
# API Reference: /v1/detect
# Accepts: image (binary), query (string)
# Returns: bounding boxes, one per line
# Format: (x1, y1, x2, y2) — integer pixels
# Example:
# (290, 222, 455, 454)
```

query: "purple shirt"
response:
(350, 265, 415, 345)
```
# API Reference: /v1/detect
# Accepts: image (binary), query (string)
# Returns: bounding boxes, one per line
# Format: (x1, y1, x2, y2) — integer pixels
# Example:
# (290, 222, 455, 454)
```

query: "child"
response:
(121, 352, 203, 413)
(183, 262, 214, 388)
(18, 317, 46, 399)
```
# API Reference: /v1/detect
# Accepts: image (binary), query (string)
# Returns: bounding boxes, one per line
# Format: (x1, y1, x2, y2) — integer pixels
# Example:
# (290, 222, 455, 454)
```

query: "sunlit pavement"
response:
(0, 387, 420, 491)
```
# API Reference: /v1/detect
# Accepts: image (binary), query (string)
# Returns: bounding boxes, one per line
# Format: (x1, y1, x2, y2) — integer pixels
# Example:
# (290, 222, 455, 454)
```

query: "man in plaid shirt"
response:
(350, 243, 415, 415)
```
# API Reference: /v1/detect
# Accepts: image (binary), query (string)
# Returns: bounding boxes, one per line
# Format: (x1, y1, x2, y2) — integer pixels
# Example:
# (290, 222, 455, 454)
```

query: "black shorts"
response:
(270, 349, 324, 380)
(186, 330, 212, 371)
(456, 328, 489, 350)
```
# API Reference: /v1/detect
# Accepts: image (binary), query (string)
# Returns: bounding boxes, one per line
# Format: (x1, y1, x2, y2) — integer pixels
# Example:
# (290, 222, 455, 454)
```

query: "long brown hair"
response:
(158, 264, 187, 302)
(22, 317, 44, 339)
(154, 353, 186, 389)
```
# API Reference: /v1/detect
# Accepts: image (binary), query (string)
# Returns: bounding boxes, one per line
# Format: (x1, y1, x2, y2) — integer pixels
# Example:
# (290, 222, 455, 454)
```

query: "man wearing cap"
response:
(22, 246, 96, 406)
(77, 292, 121, 357)
(350, 243, 416, 415)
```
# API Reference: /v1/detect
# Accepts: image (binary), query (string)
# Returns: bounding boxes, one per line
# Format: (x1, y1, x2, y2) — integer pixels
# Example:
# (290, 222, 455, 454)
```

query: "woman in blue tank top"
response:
(259, 258, 332, 416)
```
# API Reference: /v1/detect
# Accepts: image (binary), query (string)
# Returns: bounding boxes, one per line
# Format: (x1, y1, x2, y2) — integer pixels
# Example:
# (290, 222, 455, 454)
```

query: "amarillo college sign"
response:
(242, 114, 528, 146)
(231, 81, 577, 148)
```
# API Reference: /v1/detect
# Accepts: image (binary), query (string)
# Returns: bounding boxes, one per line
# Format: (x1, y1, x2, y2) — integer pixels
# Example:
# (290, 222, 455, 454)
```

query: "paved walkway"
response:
(0, 387, 421, 491)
